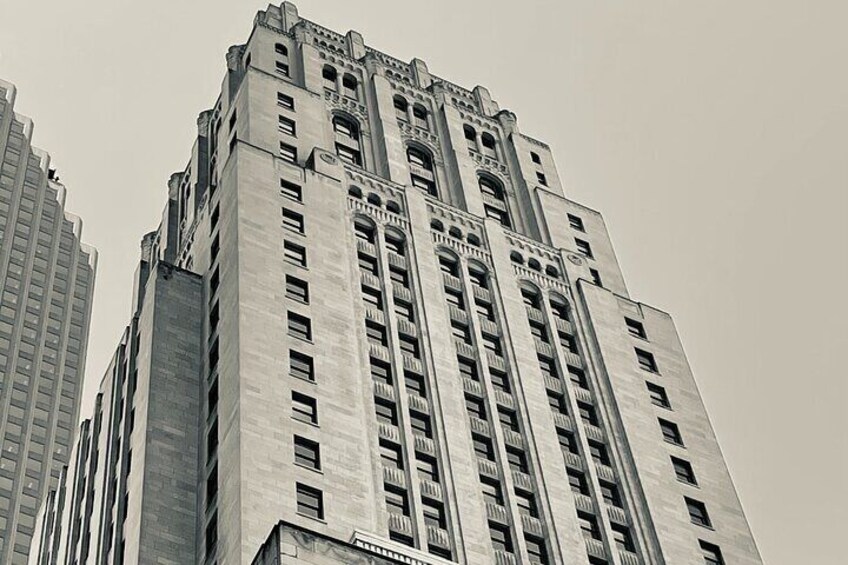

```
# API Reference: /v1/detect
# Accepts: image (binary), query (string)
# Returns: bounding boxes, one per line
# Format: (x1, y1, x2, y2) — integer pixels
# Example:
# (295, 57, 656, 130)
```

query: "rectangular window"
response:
(458, 357, 479, 381)
(370, 358, 393, 386)
(558, 430, 579, 455)
(394, 299, 414, 322)
(292, 391, 317, 424)
(366, 321, 387, 346)
(385, 485, 409, 516)
(686, 497, 712, 528)
(536, 171, 548, 186)
(294, 436, 320, 470)
(611, 524, 634, 551)
(361, 286, 383, 310)
(296, 483, 323, 519)
(289, 350, 314, 382)
(625, 317, 647, 339)
(567, 213, 585, 231)
(280, 142, 297, 163)
(282, 208, 305, 234)
(484, 205, 511, 227)
(283, 240, 306, 267)
(335, 144, 362, 166)
(409, 411, 432, 438)
(416, 454, 439, 482)
(575, 238, 593, 258)
(548, 391, 568, 415)
(473, 434, 495, 461)
(525, 535, 549, 564)
(287, 312, 312, 341)
(568, 469, 589, 495)
(588, 440, 611, 466)
(647, 382, 671, 408)
(578, 401, 598, 426)
(280, 178, 302, 202)
(506, 446, 528, 473)
(569, 366, 588, 388)
(482, 334, 502, 356)
(475, 300, 495, 321)
(275, 60, 290, 76)
(358, 252, 378, 275)
(451, 321, 472, 344)
(516, 490, 538, 518)
(577, 511, 601, 540)
(659, 418, 684, 446)
(445, 288, 464, 309)
(389, 266, 409, 288)
(538, 356, 558, 380)
(672, 456, 697, 485)
(498, 408, 520, 433)
(375, 398, 398, 426)
(481, 476, 503, 505)
(277, 92, 295, 110)
(529, 321, 548, 342)
(489, 368, 511, 393)
(465, 395, 487, 420)
(589, 268, 602, 287)
(405, 372, 426, 397)
(559, 332, 578, 354)
(490, 523, 513, 553)
(399, 334, 419, 358)
(286, 275, 309, 303)
(599, 480, 622, 508)
(635, 348, 658, 373)
(700, 540, 725, 565)
(422, 499, 446, 529)
(278, 115, 296, 136)
(380, 440, 403, 470)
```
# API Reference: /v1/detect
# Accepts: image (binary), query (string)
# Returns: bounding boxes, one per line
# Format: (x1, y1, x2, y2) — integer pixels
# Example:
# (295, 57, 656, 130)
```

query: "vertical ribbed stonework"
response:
(0, 79, 96, 564)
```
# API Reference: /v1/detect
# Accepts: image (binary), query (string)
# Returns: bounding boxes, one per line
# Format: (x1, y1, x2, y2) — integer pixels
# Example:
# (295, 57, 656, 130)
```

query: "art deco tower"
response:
(31, 3, 759, 564)
(0, 80, 96, 565)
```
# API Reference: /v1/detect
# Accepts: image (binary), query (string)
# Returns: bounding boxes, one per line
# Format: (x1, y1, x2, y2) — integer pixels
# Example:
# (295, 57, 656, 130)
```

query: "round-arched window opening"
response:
(510, 251, 524, 264)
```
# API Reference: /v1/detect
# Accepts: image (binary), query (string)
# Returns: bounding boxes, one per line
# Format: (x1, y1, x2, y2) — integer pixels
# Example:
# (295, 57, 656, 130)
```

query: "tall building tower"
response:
(0, 80, 97, 565)
(31, 3, 759, 565)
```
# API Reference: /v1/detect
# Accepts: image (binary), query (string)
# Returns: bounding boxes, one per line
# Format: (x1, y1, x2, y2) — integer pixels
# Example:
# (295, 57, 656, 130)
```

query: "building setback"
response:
(30, 3, 760, 564)
(0, 79, 96, 565)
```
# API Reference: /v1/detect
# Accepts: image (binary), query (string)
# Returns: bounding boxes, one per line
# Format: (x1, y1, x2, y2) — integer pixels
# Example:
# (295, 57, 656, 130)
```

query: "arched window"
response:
(528, 258, 542, 272)
(430, 219, 444, 232)
(342, 74, 358, 100)
(407, 146, 437, 197)
(467, 233, 481, 247)
(387, 201, 402, 214)
(463, 125, 478, 151)
(467, 262, 489, 289)
(545, 265, 560, 279)
(354, 217, 376, 244)
(520, 284, 542, 309)
(275, 43, 290, 77)
(481, 133, 497, 160)
(437, 250, 460, 277)
(412, 104, 429, 130)
(549, 295, 570, 321)
(322, 65, 337, 91)
(393, 95, 409, 122)
(332, 115, 362, 167)
(385, 230, 406, 257)
(348, 186, 363, 199)
(479, 175, 511, 228)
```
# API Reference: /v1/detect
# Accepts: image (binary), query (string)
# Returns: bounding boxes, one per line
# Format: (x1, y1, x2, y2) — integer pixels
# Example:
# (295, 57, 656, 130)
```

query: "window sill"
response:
(294, 462, 323, 475)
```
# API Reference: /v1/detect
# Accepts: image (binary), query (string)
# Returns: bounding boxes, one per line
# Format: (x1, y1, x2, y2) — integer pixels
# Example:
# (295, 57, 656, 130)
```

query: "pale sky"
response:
(1, 1, 846, 562)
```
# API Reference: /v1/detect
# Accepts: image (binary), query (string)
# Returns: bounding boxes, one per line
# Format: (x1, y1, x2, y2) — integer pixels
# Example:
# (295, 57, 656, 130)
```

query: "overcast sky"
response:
(1, 1, 846, 562)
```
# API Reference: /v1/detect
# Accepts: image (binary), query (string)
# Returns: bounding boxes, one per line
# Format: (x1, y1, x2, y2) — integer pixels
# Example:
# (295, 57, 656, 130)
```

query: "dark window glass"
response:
(686, 498, 712, 528)
(647, 382, 671, 408)
(286, 275, 309, 303)
(636, 348, 658, 372)
(672, 456, 698, 485)
(292, 392, 317, 424)
(290, 351, 314, 382)
(287, 312, 312, 341)
(296, 483, 323, 519)
(567, 213, 584, 231)
(625, 317, 647, 339)
(659, 418, 684, 446)
(280, 178, 302, 201)
(294, 436, 320, 470)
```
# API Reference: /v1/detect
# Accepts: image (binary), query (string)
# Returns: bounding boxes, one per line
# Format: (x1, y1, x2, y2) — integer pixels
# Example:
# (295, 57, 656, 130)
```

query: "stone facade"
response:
(31, 2, 760, 564)
(0, 79, 96, 565)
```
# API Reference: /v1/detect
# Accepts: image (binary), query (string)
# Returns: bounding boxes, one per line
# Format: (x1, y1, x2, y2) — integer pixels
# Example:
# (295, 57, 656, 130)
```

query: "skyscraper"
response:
(31, 3, 760, 564)
(0, 79, 96, 565)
